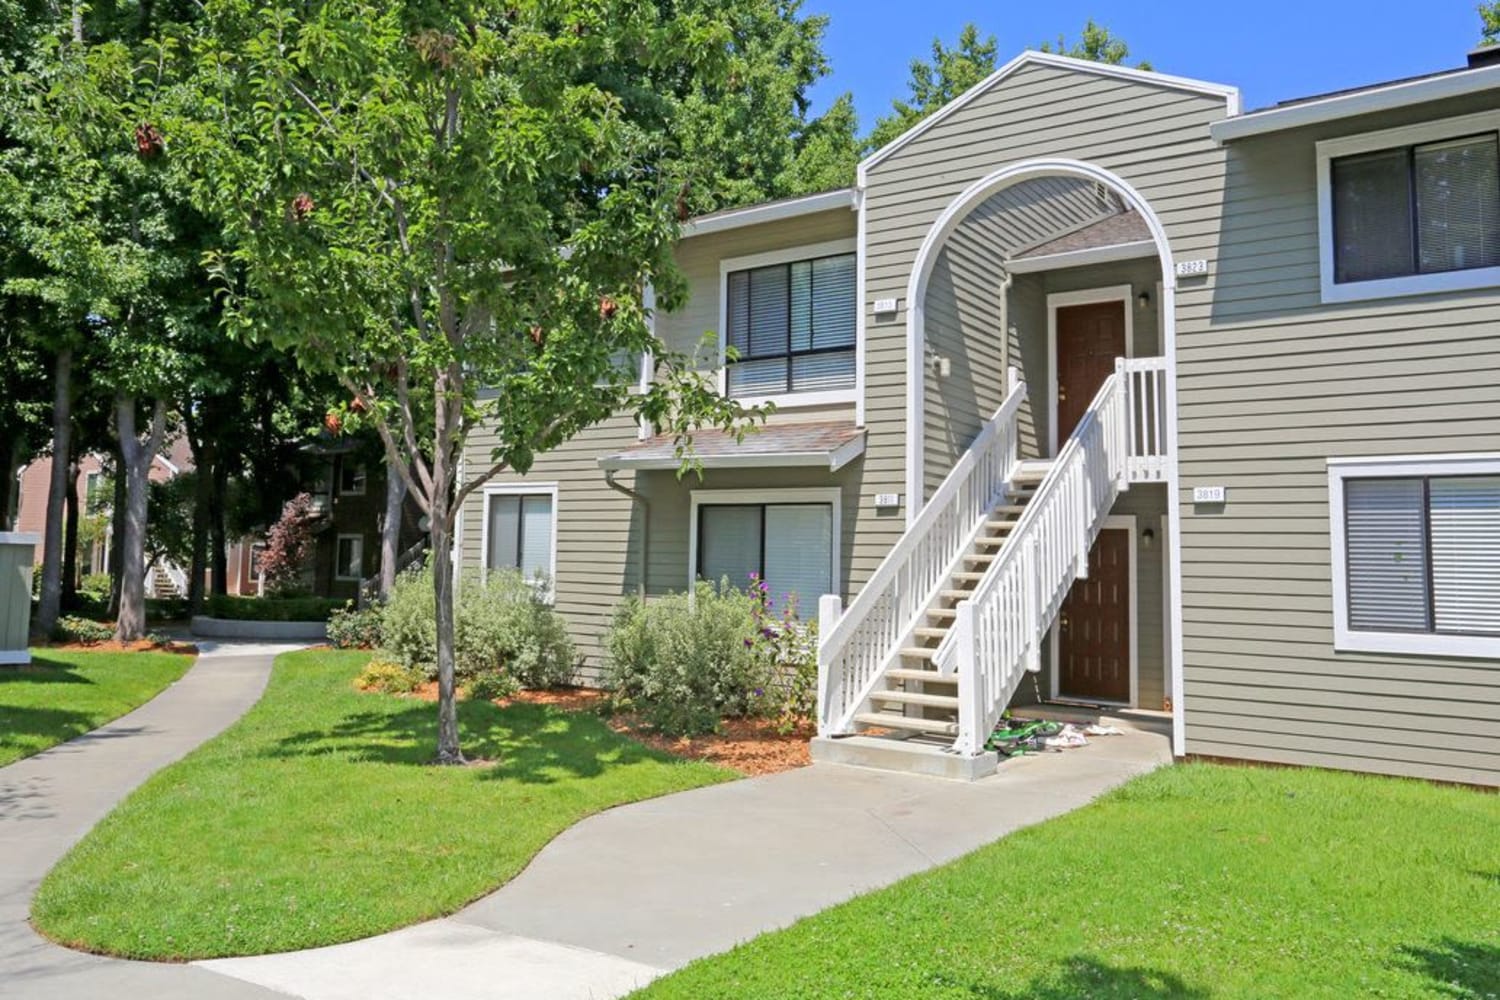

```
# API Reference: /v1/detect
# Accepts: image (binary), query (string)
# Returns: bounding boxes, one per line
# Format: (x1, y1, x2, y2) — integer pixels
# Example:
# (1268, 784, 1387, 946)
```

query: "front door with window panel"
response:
(1055, 302, 1126, 449)
(1057, 528, 1131, 704)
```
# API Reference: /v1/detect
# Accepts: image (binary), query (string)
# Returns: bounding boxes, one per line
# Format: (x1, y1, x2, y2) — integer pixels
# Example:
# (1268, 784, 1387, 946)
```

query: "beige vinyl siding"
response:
(1176, 100, 1500, 786)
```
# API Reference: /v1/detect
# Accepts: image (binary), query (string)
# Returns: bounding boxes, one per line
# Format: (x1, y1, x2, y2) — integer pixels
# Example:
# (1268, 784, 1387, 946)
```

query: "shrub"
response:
(259, 493, 319, 596)
(746, 581, 819, 734)
(465, 671, 521, 703)
(146, 597, 189, 622)
(604, 581, 769, 736)
(204, 594, 341, 622)
(355, 659, 426, 695)
(79, 573, 111, 601)
(55, 616, 114, 645)
(379, 563, 575, 688)
(327, 602, 384, 649)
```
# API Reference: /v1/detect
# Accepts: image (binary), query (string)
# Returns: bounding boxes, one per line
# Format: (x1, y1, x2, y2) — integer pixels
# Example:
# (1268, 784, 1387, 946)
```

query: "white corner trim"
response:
(334, 533, 365, 581)
(1047, 515, 1139, 708)
(855, 186, 868, 428)
(639, 284, 656, 441)
(903, 158, 1178, 527)
(860, 51, 1239, 183)
(1006, 239, 1156, 275)
(1316, 110, 1500, 305)
(716, 237, 860, 401)
(478, 482, 560, 588)
(1327, 453, 1500, 659)
(683, 189, 856, 238)
(1212, 63, 1500, 144)
(1046, 285, 1136, 457)
(687, 487, 843, 596)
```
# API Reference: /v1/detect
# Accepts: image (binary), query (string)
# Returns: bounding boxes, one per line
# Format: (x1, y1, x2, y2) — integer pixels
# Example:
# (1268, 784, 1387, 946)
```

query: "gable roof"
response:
(1012, 210, 1152, 260)
(858, 51, 1241, 184)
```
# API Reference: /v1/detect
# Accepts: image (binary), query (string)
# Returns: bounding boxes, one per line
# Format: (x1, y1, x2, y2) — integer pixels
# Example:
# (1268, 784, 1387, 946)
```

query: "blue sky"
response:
(803, 1, 1486, 130)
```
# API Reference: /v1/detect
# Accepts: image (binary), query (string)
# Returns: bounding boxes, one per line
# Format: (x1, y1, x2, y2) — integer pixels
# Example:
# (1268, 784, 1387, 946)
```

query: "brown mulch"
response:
(391, 681, 811, 776)
(41, 639, 199, 656)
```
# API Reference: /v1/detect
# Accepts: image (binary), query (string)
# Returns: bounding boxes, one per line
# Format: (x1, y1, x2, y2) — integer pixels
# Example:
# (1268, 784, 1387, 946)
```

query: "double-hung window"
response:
(1319, 111, 1500, 302)
(1329, 457, 1500, 657)
(335, 534, 364, 581)
(722, 242, 857, 402)
(483, 487, 556, 584)
(692, 490, 840, 614)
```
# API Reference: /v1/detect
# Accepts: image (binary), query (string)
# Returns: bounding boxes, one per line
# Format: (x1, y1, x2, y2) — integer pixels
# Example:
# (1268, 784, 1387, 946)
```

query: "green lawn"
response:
(634, 764, 1500, 1000)
(0, 650, 194, 767)
(31, 648, 734, 960)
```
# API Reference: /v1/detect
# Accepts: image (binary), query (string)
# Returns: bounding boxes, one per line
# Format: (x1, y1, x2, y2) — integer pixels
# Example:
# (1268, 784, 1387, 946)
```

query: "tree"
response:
(1039, 19, 1151, 70)
(1482, 2, 1500, 46)
(781, 91, 860, 196)
(258, 493, 319, 596)
(866, 23, 998, 153)
(178, 1, 758, 763)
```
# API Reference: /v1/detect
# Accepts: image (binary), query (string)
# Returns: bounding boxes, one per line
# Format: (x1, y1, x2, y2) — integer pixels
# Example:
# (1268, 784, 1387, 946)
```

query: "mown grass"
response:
(0, 650, 193, 767)
(32, 648, 734, 959)
(634, 763, 1500, 999)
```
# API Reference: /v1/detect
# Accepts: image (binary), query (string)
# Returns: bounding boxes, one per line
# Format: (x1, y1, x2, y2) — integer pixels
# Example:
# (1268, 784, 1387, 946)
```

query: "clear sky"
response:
(803, 1, 1487, 130)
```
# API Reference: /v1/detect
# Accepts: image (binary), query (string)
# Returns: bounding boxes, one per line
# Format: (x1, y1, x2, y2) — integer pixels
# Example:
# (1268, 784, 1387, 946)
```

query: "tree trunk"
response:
(210, 458, 228, 596)
(36, 347, 73, 636)
(379, 464, 407, 600)
(1, 438, 22, 530)
(184, 408, 210, 613)
(62, 452, 79, 607)
(106, 449, 125, 618)
(430, 511, 462, 764)
(115, 396, 166, 642)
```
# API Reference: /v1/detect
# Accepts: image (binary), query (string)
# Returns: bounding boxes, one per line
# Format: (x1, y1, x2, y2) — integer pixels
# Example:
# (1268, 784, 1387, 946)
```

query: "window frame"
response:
(1317, 110, 1500, 304)
(334, 533, 364, 581)
(718, 238, 859, 409)
(479, 483, 559, 593)
(688, 487, 842, 603)
(337, 460, 367, 497)
(1328, 454, 1500, 658)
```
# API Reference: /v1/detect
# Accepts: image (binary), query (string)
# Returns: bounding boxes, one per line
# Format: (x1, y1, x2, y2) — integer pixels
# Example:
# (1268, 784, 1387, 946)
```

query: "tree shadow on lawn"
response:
(264, 700, 670, 785)
(1397, 938, 1500, 999)
(0, 659, 95, 685)
(0, 705, 115, 762)
(943, 955, 1208, 999)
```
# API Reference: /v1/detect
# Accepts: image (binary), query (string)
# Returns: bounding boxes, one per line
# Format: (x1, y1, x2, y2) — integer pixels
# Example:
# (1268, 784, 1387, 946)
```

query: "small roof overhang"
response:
(598, 421, 866, 473)
(1006, 211, 1155, 274)
(681, 189, 857, 239)
(1210, 63, 1500, 143)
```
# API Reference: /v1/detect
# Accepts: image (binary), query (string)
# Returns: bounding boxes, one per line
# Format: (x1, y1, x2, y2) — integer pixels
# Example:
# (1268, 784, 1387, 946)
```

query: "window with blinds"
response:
(1332, 134, 1500, 285)
(725, 254, 856, 398)
(697, 502, 833, 614)
(486, 492, 554, 582)
(1343, 475, 1500, 637)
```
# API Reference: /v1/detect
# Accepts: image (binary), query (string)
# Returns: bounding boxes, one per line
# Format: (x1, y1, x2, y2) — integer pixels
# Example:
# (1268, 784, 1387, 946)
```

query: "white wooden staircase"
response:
(814, 358, 1168, 779)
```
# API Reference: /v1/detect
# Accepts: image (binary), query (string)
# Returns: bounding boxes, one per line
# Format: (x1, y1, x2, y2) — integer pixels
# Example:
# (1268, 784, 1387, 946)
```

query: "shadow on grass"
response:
(0, 705, 113, 762)
(0, 660, 94, 685)
(1397, 938, 1500, 999)
(945, 956, 1207, 999)
(264, 699, 670, 785)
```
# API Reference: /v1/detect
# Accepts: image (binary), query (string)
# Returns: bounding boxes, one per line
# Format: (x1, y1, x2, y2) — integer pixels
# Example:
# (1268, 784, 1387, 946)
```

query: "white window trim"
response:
(479, 483, 560, 594)
(334, 533, 364, 581)
(1048, 515, 1139, 709)
(1317, 110, 1500, 304)
(687, 487, 843, 603)
(718, 238, 859, 410)
(1046, 285, 1135, 456)
(1328, 453, 1500, 658)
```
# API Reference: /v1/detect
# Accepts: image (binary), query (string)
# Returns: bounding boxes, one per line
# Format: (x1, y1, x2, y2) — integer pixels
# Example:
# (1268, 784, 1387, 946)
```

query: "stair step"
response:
(871, 690, 961, 709)
(887, 667, 956, 684)
(952, 572, 986, 583)
(913, 626, 950, 639)
(899, 646, 937, 660)
(940, 589, 975, 601)
(924, 608, 957, 620)
(962, 553, 995, 565)
(991, 505, 1028, 514)
(984, 519, 1022, 530)
(853, 712, 960, 737)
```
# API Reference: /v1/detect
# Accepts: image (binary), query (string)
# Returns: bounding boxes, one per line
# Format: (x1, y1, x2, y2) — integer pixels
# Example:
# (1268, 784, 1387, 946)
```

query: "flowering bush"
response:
(258, 493, 320, 596)
(745, 575, 819, 734)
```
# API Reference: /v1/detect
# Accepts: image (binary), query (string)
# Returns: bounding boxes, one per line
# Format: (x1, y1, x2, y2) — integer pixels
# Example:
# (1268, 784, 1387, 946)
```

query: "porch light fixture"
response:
(1142, 526, 1155, 548)
(1136, 290, 1151, 309)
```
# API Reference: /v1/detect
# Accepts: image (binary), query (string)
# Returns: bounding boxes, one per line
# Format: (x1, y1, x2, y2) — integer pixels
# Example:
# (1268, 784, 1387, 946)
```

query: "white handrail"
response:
(817, 371, 1027, 736)
(940, 370, 1130, 755)
(1123, 356, 1168, 483)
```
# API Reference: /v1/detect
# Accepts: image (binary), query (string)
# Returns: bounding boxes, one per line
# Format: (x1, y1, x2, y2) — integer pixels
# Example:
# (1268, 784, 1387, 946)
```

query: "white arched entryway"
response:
(900, 157, 1186, 754)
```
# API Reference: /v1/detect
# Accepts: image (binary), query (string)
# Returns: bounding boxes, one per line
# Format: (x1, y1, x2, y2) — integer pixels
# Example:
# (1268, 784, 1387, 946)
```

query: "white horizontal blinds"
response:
(1332, 149, 1414, 283)
(1344, 478, 1430, 632)
(725, 254, 855, 397)
(762, 504, 832, 615)
(487, 495, 520, 571)
(1428, 476, 1500, 636)
(518, 494, 553, 581)
(1415, 136, 1500, 275)
(699, 505, 762, 591)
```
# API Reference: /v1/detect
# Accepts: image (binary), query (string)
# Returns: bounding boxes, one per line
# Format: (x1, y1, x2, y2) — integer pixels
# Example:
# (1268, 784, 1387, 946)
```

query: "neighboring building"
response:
(298, 442, 426, 602)
(459, 49, 1500, 787)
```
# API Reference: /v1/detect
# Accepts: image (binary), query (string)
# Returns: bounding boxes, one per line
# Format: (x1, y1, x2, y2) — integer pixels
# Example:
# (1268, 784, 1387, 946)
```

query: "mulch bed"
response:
(393, 681, 811, 777)
(39, 639, 199, 656)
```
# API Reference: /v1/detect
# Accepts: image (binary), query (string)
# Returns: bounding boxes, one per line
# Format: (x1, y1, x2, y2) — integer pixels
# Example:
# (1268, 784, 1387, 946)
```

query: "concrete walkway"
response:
(201, 731, 1172, 1000)
(0, 642, 299, 1000)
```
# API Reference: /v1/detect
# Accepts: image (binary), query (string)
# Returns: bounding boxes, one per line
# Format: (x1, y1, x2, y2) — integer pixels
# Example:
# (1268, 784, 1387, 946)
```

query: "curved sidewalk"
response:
(0, 642, 298, 1000)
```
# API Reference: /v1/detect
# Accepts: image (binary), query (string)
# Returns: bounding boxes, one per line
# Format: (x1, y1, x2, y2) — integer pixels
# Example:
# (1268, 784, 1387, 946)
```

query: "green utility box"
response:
(0, 533, 38, 665)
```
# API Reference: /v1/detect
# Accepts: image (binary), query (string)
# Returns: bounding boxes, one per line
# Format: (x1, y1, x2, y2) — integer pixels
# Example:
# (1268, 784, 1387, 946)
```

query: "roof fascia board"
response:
(858, 51, 1240, 184)
(1006, 239, 1157, 274)
(1211, 64, 1500, 143)
(681, 189, 856, 238)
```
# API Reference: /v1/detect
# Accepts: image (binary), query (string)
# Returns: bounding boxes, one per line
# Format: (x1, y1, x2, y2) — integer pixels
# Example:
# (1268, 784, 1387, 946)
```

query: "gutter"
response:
(604, 470, 649, 597)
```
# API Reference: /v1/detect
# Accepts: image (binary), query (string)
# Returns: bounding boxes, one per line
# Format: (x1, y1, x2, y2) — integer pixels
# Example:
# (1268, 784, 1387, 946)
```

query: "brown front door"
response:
(1055, 301, 1127, 447)
(1057, 528, 1131, 704)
